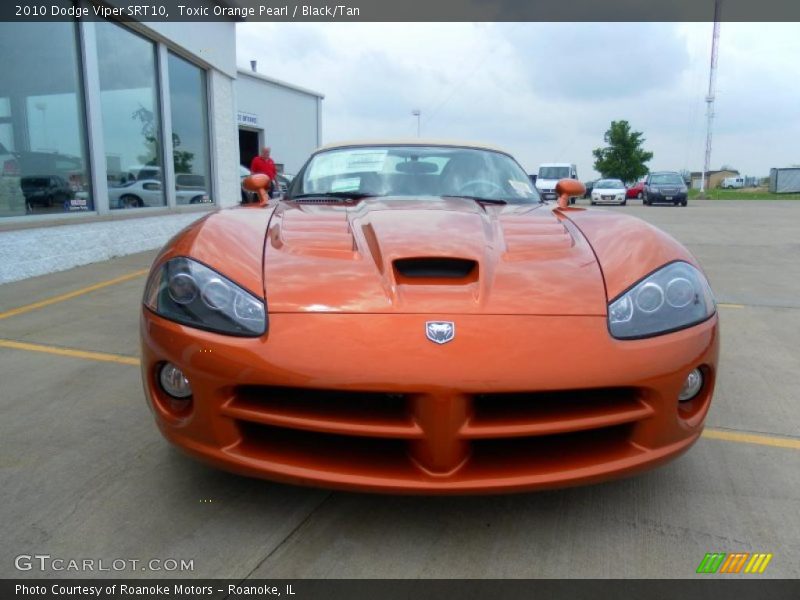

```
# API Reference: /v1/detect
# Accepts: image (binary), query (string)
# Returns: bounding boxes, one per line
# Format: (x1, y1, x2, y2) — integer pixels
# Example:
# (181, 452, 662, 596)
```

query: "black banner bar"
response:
(3, 579, 800, 600)
(2, 0, 800, 22)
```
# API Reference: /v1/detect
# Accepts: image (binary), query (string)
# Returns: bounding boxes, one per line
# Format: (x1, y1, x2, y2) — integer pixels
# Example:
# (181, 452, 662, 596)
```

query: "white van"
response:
(722, 176, 744, 189)
(535, 162, 578, 203)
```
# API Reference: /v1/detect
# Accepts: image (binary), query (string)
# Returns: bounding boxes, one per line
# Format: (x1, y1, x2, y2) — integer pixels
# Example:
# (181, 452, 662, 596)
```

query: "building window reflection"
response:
(0, 22, 92, 217)
(168, 52, 212, 206)
(96, 21, 165, 210)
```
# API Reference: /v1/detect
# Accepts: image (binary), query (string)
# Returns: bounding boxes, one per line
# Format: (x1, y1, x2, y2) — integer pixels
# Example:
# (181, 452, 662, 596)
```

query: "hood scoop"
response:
(393, 257, 478, 282)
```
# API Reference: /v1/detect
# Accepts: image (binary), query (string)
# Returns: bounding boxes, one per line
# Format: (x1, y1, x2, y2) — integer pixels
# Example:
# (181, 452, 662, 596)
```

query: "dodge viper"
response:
(140, 141, 719, 494)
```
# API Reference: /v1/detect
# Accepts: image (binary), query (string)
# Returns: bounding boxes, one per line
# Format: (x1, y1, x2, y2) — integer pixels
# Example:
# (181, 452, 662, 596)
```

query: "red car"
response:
(626, 181, 645, 199)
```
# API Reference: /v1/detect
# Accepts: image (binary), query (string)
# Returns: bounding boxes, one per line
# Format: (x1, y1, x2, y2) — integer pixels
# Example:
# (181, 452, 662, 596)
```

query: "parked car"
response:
(590, 179, 627, 205)
(21, 175, 74, 209)
(626, 180, 645, 200)
(108, 179, 208, 208)
(644, 171, 689, 206)
(274, 172, 295, 197)
(535, 162, 578, 203)
(141, 139, 718, 493)
(583, 179, 596, 198)
(125, 165, 163, 182)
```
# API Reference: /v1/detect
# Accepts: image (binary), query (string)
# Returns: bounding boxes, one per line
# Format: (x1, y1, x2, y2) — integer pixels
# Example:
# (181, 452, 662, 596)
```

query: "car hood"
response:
(263, 197, 607, 315)
(594, 188, 626, 195)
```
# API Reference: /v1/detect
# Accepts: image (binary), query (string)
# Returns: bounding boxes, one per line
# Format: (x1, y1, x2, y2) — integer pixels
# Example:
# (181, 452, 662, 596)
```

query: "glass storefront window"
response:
(96, 21, 165, 210)
(0, 23, 92, 217)
(168, 53, 212, 205)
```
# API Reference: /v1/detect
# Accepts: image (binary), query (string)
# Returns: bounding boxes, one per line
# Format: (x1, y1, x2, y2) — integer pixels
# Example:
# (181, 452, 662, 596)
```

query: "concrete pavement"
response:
(1, 199, 798, 579)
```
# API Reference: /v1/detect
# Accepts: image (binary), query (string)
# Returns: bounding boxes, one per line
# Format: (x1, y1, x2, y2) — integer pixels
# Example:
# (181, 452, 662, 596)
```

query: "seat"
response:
(357, 172, 383, 195)
(439, 154, 488, 196)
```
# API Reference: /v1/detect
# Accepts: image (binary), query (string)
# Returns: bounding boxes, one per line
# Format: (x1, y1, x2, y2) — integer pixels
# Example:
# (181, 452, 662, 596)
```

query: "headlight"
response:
(608, 261, 715, 339)
(143, 257, 267, 336)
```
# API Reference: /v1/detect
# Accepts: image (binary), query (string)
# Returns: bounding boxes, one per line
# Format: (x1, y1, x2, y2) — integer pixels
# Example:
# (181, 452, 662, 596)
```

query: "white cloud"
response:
(237, 21, 800, 178)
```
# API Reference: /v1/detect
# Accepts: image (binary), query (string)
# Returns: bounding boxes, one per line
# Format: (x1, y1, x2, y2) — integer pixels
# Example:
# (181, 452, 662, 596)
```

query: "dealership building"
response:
(0, 13, 323, 284)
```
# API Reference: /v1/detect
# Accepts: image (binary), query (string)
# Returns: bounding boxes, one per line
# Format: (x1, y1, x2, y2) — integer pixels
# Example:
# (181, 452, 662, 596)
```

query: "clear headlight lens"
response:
(144, 257, 267, 336)
(608, 261, 715, 339)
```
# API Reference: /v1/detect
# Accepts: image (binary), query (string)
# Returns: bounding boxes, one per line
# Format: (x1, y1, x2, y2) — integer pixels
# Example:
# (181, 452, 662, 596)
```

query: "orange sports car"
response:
(140, 141, 719, 494)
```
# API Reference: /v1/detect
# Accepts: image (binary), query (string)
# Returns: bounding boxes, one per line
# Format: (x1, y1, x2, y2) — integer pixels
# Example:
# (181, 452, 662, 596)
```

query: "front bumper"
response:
(648, 191, 688, 203)
(592, 195, 625, 204)
(539, 190, 558, 201)
(141, 311, 719, 494)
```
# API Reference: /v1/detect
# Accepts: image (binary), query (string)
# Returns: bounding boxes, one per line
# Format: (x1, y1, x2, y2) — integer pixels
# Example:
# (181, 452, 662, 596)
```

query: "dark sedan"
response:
(643, 172, 688, 206)
(21, 175, 73, 209)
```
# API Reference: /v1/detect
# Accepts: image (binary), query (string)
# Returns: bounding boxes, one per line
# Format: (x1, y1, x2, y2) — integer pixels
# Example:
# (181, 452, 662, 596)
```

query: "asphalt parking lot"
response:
(1, 199, 798, 579)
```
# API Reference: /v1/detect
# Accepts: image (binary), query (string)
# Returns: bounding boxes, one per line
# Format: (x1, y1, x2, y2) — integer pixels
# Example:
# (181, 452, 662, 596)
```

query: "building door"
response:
(239, 128, 260, 169)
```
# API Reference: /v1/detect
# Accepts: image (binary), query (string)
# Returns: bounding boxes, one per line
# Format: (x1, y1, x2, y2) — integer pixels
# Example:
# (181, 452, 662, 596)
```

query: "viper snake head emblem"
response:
(426, 321, 455, 344)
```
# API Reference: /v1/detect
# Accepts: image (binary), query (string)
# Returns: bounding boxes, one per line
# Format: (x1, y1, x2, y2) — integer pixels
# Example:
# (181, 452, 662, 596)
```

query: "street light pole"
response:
(412, 109, 421, 137)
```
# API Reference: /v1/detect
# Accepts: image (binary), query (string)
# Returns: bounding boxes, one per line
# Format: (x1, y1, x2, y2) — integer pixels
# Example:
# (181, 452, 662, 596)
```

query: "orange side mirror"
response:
(243, 174, 271, 205)
(555, 178, 585, 209)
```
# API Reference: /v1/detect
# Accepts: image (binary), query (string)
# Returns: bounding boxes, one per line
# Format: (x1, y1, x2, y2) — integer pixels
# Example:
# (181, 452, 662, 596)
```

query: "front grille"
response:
(223, 387, 418, 438)
(224, 386, 653, 480)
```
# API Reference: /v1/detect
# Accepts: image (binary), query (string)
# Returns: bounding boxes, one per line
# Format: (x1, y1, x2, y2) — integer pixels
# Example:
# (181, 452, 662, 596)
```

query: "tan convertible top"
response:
(315, 138, 513, 155)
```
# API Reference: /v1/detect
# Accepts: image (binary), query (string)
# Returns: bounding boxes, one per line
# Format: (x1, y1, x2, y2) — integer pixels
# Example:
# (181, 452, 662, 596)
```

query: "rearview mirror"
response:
(555, 178, 585, 209)
(242, 174, 271, 205)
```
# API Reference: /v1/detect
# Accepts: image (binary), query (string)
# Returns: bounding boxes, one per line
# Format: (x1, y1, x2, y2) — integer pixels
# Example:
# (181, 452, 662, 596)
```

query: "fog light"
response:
(159, 363, 192, 399)
(679, 368, 703, 402)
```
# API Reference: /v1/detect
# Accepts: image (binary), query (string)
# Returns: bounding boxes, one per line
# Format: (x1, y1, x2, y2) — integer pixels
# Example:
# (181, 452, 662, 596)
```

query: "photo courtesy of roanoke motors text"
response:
(1, 0, 799, 599)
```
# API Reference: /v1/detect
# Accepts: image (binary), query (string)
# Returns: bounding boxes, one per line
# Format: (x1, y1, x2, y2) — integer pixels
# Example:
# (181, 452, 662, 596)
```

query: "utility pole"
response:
(412, 109, 421, 137)
(700, 0, 722, 195)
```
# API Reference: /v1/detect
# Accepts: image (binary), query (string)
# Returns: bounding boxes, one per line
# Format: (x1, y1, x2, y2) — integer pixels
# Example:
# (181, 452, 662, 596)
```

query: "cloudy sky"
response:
(237, 22, 800, 179)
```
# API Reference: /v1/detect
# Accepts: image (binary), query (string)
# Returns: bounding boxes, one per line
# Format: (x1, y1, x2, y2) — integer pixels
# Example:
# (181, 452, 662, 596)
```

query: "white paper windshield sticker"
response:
(330, 177, 361, 192)
(344, 150, 387, 172)
(307, 150, 388, 181)
(508, 179, 533, 195)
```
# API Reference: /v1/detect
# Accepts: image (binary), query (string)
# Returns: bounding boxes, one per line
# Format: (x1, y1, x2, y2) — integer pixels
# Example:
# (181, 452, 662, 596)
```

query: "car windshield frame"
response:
(288, 144, 541, 204)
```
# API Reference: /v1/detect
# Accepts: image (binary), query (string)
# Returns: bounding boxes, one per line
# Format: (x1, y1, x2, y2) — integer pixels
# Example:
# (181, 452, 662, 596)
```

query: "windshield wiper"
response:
(444, 195, 508, 205)
(290, 192, 382, 200)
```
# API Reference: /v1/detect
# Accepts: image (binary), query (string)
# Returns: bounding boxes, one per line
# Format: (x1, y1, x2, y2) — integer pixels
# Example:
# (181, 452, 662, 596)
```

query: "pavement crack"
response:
(227, 491, 333, 592)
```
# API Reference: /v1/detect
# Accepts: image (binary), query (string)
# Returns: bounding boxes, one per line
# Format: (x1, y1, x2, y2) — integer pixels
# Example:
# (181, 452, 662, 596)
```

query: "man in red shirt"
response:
(250, 147, 277, 196)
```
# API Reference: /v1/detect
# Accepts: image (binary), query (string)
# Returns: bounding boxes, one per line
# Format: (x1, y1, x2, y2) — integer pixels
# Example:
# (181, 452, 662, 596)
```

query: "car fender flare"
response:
(149, 204, 277, 299)
(561, 209, 700, 300)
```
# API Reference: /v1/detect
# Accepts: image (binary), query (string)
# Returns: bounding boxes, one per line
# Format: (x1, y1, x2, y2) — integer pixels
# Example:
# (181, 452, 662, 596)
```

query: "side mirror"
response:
(555, 178, 585, 209)
(242, 174, 271, 205)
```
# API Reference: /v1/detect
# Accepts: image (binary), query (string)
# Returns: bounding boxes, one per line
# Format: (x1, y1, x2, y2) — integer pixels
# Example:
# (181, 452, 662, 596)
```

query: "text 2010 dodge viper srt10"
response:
(140, 141, 719, 493)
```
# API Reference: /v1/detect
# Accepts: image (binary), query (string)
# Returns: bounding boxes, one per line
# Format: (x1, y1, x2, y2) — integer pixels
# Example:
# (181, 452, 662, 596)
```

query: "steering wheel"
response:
(456, 179, 505, 196)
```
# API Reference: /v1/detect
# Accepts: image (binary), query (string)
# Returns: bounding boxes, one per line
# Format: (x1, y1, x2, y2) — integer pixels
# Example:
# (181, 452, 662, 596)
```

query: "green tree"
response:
(592, 120, 653, 184)
(132, 105, 194, 174)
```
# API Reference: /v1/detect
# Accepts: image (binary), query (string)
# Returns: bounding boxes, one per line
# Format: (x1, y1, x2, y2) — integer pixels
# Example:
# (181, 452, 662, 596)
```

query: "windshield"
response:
(595, 179, 624, 189)
(538, 166, 570, 180)
(292, 145, 540, 203)
(650, 173, 684, 186)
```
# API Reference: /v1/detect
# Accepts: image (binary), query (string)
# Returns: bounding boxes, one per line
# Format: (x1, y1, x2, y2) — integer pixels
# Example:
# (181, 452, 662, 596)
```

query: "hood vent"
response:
(393, 257, 478, 280)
